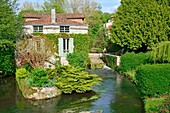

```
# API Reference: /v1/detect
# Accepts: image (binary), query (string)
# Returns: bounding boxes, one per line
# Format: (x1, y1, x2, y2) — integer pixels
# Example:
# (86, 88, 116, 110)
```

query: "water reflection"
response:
(0, 67, 144, 113)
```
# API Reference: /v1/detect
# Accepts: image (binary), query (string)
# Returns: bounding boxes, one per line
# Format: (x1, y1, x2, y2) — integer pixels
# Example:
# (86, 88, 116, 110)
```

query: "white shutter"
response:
(58, 38, 63, 56)
(69, 38, 74, 53)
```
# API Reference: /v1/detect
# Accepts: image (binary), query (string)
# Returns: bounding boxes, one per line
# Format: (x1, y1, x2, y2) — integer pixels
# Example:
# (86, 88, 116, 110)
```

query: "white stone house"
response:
(22, 9, 88, 66)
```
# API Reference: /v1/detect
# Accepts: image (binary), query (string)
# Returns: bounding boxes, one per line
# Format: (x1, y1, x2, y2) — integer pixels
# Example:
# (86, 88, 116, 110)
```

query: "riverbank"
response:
(104, 52, 170, 113)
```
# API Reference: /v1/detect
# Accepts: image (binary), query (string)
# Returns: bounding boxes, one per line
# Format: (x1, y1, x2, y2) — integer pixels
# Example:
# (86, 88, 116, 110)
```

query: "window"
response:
(33, 26, 43, 32)
(34, 40, 41, 51)
(63, 38, 69, 53)
(60, 26, 69, 33)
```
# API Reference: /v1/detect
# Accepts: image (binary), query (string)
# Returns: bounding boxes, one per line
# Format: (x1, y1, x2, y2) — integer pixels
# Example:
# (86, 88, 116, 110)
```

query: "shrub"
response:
(31, 67, 47, 77)
(105, 55, 117, 69)
(0, 41, 16, 77)
(136, 64, 170, 97)
(26, 67, 56, 87)
(56, 66, 102, 94)
(16, 68, 28, 79)
(117, 52, 150, 73)
(67, 52, 89, 69)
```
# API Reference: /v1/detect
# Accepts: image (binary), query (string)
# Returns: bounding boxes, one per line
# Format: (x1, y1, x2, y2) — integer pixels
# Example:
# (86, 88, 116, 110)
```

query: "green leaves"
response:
(56, 66, 102, 94)
(136, 64, 170, 97)
(67, 34, 90, 69)
(151, 41, 170, 63)
(110, 0, 170, 52)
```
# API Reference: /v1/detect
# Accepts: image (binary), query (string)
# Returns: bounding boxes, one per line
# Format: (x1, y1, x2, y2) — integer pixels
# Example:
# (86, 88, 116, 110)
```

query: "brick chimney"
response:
(51, 8, 56, 23)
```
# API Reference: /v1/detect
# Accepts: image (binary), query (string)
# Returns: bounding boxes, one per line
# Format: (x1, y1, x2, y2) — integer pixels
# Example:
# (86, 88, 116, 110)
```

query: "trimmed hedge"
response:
(136, 64, 170, 97)
(117, 52, 150, 73)
(105, 55, 117, 69)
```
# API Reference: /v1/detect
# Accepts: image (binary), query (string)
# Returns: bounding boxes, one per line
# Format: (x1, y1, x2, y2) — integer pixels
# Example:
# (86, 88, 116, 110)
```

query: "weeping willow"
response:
(151, 41, 170, 63)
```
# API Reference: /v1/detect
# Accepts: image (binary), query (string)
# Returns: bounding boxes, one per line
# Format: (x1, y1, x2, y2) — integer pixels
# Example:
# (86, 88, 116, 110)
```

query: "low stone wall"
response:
(18, 79, 62, 100)
(89, 53, 104, 69)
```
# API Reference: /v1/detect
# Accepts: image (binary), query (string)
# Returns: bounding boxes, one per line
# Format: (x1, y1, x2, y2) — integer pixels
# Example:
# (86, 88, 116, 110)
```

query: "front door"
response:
(58, 38, 74, 57)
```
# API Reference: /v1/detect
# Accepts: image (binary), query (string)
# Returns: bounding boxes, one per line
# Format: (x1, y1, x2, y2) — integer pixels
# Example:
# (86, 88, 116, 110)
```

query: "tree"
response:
(68, 0, 101, 14)
(20, 2, 43, 13)
(110, 0, 170, 52)
(0, 0, 22, 42)
(42, 0, 66, 13)
(0, 0, 22, 77)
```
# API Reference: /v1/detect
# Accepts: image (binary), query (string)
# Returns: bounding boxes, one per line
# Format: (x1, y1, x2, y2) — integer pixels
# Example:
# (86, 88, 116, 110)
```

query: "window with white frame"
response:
(33, 26, 43, 32)
(60, 26, 69, 33)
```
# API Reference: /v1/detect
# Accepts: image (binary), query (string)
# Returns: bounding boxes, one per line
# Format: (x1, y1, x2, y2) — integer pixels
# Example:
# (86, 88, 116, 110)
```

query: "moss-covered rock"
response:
(18, 79, 62, 100)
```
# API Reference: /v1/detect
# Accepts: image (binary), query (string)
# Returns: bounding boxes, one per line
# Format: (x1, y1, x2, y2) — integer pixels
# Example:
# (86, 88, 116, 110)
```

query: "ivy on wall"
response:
(32, 33, 90, 68)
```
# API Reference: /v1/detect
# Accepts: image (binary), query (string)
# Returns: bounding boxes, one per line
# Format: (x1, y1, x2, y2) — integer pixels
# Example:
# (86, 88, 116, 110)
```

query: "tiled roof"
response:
(23, 13, 86, 25)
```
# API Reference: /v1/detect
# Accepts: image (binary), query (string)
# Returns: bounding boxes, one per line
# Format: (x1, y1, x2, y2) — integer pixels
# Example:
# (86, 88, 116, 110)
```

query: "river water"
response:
(0, 67, 144, 113)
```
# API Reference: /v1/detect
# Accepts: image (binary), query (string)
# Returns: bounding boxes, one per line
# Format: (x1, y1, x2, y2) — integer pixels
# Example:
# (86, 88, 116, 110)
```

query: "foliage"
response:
(0, 0, 22, 42)
(20, 0, 66, 14)
(87, 11, 111, 52)
(117, 52, 151, 73)
(105, 55, 117, 70)
(31, 67, 47, 77)
(67, 34, 90, 68)
(56, 66, 102, 94)
(17, 51, 49, 69)
(151, 41, 170, 63)
(42, 0, 65, 13)
(106, 40, 122, 54)
(145, 96, 170, 113)
(28, 67, 49, 87)
(16, 33, 60, 69)
(110, 0, 170, 52)
(136, 64, 170, 97)
(0, 0, 22, 77)
(0, 41, 16, 77)
(67, 52, 88, 69)
(16, 67, 56, 87)
(16, 68, 28, 79)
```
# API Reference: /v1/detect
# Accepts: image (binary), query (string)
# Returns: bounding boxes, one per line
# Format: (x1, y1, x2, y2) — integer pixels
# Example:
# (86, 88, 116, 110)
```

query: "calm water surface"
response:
(0, 67, 144, 113)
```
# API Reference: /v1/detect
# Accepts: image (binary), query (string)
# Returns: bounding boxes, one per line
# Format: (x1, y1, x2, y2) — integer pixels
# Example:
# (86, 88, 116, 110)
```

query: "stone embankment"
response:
(89, 53, 104, 69)
(19, 79, 62, 100)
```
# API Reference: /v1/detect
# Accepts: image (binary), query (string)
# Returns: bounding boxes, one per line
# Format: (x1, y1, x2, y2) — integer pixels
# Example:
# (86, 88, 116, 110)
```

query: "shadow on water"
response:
(0, 67, 144, 113)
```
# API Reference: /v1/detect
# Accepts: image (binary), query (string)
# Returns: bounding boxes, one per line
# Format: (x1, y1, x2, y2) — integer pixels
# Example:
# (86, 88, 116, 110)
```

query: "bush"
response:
(117, 52, 150, 73)
(16, 68, 28, 79)
(136, 64, 170, 97)
(26, 67, 56, 87)
(16, 67, 56, 87)
(105, 55, 117, 69)
(144, 96, 170, 113)
(67, 52, 89, 69)
(0, 41, 16, 77)
(56, 66, 102, 94)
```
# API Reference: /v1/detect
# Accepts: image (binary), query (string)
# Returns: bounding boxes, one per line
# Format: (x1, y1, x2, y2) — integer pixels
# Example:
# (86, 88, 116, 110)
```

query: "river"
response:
(0, 66, 144, 113)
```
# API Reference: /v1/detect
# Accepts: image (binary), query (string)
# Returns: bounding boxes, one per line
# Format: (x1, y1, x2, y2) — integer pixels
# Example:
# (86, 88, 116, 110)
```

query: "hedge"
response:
(117, 52, 150, 73)
(136, 64, 170, 97)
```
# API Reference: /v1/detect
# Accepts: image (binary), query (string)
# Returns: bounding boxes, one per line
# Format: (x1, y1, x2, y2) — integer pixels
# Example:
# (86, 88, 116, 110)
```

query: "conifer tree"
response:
(110, 0, 170, 52)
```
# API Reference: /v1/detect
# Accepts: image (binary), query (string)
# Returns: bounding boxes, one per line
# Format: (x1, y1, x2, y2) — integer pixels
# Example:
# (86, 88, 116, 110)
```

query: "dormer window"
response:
(60, 26, 69, 33)
(33, 26, 43, 32)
